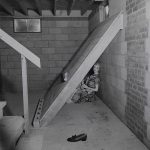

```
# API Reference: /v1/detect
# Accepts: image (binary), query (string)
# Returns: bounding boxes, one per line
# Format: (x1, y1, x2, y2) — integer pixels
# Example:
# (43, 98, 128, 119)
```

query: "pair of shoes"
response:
(67, 133, 87, 142)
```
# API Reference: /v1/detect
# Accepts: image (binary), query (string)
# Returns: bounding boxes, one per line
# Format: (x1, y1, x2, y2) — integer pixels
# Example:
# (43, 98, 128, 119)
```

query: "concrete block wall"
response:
(125, 0, 149, 145)
(95, 0, 150, 148)
(98, 28, 127, 121)
(88, 2, 127, 123)
(88, 8, 101, 33)
(0, 17, 88, 92)
(90, 0, 127, 122)
(88, 6, 105, 33)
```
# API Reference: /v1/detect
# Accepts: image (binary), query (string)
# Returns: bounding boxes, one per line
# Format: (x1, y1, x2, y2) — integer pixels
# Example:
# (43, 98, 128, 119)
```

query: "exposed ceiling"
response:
(0, 0, 108, 16)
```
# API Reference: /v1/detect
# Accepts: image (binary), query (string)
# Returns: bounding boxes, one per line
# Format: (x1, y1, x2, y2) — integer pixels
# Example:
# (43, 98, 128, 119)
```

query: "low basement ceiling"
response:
(0, 0, 108, 16)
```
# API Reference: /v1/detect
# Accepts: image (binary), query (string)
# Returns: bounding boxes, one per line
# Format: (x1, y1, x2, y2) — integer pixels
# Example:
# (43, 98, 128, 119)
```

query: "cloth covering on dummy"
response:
(68, 63, 100, 103)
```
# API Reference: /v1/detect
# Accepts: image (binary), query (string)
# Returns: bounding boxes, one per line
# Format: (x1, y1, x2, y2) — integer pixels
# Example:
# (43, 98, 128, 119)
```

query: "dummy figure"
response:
(67, 63, 100, 103)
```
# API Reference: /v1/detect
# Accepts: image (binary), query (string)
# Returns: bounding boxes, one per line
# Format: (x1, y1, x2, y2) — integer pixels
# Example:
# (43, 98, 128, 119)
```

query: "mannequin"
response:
(68, 63, 100, 103)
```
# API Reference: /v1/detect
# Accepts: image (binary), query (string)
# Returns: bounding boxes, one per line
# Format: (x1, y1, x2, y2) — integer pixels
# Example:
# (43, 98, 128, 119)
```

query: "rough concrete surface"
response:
(12, 95, 148, 150)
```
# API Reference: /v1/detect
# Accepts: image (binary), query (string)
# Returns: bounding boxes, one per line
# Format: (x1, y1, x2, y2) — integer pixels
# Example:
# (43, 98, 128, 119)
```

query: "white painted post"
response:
(99, 5, 105, 22)
(0, 101, 6, 119)
(21, 55, 29, 134)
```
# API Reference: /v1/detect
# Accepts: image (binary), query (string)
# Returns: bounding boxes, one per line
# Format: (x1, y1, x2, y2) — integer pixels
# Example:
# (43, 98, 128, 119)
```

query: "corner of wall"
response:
(96, 0, 150, 148)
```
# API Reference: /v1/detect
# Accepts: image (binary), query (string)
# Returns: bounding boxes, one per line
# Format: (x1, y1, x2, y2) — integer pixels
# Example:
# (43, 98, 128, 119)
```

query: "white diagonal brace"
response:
(0, 29, 41, 68)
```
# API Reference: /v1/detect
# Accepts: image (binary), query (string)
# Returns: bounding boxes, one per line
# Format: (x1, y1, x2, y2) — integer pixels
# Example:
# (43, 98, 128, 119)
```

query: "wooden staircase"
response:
(0, 25, 41, 133)
(33, 12, 123, 127)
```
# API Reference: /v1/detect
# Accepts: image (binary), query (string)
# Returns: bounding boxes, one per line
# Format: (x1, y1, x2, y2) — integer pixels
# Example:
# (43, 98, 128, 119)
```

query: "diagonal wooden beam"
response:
(51, 0, 56, 16)
(34, 0, 42, 16)
(67, 0, 75, 16)
(0, 1, 13, 15)
(39, 13, 124, 126)
(0, 28, 41, 67)
(81, 0, 94, 16)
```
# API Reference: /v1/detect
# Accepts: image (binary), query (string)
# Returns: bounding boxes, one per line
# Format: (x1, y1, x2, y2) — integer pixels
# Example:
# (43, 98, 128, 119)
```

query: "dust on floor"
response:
(16, 98, 148, 150)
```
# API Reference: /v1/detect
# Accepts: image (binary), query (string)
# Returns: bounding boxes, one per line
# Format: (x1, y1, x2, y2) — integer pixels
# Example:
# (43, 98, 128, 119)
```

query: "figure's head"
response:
(93, 63, 100, 75)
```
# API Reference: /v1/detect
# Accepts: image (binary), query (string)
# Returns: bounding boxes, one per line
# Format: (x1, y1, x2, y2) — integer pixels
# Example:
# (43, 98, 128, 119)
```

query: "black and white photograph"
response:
(0, 0, 149, 150)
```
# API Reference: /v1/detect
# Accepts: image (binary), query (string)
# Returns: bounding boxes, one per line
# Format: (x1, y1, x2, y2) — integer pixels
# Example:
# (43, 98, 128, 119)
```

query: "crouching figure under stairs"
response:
(67, 63, 100, 103)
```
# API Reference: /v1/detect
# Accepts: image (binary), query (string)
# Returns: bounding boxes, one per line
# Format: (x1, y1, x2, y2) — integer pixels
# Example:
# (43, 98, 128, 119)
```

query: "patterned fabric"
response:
(71, 74, 99, 103)
(85, 75, 99, 88)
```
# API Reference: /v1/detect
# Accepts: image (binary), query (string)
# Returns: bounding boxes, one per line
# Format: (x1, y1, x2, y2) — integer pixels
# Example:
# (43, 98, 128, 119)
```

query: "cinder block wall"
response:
(94, 0, 150, 148)
(0, 16, 88, 92)
(125, 0, 150, 146)
(88, 6, 105, 33)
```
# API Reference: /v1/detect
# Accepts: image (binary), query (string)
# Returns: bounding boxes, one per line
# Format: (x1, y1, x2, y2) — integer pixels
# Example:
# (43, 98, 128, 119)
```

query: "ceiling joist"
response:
(34, 0, 42, 15)
(81, 0, 94, 16)
(94, 0, 107, 6)
(18, 8, 28, 16)
(51, 0, 56, 16)
(0, 1, 13, 15)
(94, 0, 104, 1)
(0, 0, 103, 17)
(67, 0, 75, 16)
(14, 0, 28, 15)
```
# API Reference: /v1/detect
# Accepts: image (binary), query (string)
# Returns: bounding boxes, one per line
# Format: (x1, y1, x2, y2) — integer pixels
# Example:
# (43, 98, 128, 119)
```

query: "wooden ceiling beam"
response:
(0, 1, 13, 15)
(34, 0, 42, 16)
(102, 0, 109, 6)
(18, 8, 28, 16)
(81, 0, 94, 16)
(13, 0, 28, 15)
(94, 0, 104, 1)
(67, 0, 75, 16)
(51, 0, 56, 16)
(94, 0, 108, 6)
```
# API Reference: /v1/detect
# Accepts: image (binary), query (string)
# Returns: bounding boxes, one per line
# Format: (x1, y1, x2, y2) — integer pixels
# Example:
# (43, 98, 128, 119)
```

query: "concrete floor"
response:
(3, 92, 148, 150)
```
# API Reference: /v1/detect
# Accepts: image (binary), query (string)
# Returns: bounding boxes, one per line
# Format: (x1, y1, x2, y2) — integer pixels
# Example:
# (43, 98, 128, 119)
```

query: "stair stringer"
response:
(40, 13, 123, 127)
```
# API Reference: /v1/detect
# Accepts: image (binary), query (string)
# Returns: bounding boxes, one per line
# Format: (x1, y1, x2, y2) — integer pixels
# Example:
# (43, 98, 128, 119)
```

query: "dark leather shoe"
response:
(67, 133, 87, 142)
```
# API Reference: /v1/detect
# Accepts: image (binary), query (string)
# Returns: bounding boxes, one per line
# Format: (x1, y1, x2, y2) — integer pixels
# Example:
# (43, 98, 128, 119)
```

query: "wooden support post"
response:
(21, 55, 29, 134)
(99, 5, 105, 22)
(0, 101, 6, 119)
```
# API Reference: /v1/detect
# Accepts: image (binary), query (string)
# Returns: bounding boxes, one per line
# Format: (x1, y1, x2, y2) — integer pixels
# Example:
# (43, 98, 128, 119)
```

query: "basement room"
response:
(0, 0, 150, 150)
